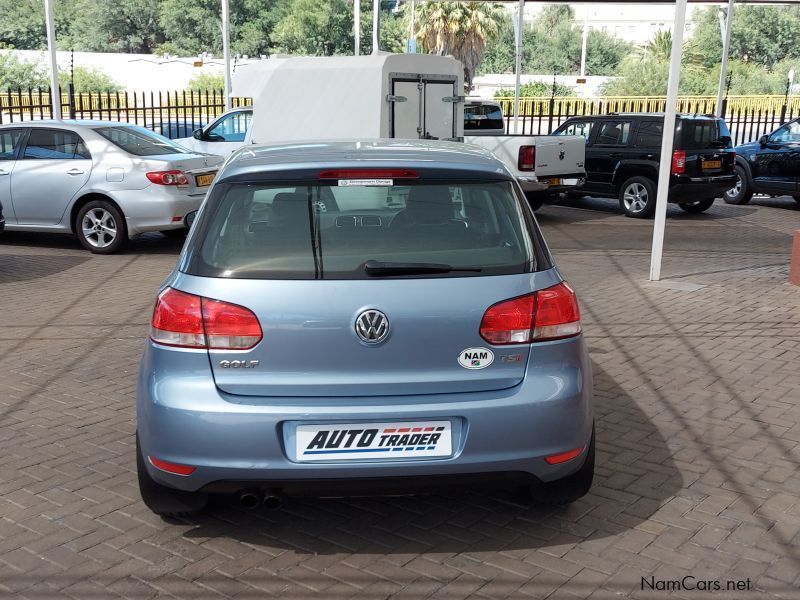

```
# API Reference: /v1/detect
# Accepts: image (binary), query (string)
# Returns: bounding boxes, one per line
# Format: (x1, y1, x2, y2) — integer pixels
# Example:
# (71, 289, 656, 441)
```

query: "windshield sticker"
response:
(338, 179, 393, 187)
(458, 347, 495, 370)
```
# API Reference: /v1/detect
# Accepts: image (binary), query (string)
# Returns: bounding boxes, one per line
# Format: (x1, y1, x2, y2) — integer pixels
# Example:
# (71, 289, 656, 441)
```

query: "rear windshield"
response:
(187, 181, 539, 279)
(94, 126, 189, 156)
(464, 104, 504, 131)
(680, 119, 732, 149)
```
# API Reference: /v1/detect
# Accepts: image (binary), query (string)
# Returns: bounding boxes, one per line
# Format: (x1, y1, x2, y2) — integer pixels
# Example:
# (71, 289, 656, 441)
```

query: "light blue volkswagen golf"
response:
(137, 140, 594, 516)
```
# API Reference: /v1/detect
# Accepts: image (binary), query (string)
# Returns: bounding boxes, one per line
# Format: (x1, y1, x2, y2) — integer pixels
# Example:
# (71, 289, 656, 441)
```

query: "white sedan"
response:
(0, 121, 223, 254)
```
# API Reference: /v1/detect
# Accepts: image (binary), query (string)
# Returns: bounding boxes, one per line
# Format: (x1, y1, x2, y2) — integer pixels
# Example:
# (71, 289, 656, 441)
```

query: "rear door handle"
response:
(66, 168, 84, 175)
(609, 153, 623, 158)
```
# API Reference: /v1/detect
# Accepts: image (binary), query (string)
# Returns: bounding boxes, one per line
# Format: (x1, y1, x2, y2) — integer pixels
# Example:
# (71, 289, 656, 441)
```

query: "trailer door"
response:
(389, 75, 459, 140)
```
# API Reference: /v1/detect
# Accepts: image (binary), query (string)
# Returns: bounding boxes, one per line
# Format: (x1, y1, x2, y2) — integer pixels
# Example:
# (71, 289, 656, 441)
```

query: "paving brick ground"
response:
(1, 195, 799, 600)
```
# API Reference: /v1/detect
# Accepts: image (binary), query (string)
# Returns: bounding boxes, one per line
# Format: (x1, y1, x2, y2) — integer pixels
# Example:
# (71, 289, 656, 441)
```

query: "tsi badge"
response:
(457, 347, 494, 370)
(219, 359, 260, 369)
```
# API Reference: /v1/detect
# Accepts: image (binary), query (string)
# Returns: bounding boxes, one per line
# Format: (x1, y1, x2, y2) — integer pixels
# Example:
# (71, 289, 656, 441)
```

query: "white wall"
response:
(472, 74, 612, 99)
(3, 49, 263, 92)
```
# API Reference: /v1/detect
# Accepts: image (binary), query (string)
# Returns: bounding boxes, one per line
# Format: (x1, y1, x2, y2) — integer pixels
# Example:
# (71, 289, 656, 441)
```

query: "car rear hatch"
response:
(175, 171, 559, 398)
(678, 117, 736, 177)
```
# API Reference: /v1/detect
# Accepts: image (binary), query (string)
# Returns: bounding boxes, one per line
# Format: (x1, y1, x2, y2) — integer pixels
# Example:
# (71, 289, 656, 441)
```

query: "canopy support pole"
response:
(354, 0, 360, 55)
(512, 0, 524, 134)
(649, 0, 687, 282)
(372, 0, 380, 54)
(715, 0, 734, 117)
(44, 0, 61, 119)
(222, 0, 232, 110)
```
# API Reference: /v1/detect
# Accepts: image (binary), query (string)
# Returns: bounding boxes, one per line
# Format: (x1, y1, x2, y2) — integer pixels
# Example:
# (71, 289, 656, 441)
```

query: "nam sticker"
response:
(457, 347, 494, 370)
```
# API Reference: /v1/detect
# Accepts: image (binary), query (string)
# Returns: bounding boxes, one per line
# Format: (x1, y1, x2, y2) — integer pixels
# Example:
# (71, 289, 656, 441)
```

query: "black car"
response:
(552, 113, 737, 218)
(725, 118, 800, 205)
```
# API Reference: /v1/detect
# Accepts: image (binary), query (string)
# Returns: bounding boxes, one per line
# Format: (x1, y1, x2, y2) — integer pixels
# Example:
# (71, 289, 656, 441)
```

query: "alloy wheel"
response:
(623, 182, 649, 213)
(81, 208, 118, 249)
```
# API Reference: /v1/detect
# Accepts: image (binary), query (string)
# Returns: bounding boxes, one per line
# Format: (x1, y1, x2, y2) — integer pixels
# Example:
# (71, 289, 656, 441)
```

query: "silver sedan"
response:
(0, 121, 223, 253)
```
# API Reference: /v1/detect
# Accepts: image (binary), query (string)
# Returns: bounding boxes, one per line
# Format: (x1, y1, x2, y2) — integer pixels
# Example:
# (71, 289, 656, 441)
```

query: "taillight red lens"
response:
(480, 294, 535, 344)
(150, 288, 262, 350)
(147, 170, 189, 186)
(671, 150, 686, 175)
(479, 282, 581, 345)
(518, 146, 536, 171)
(150, 288, 205, 348)
(202, 298, 262, 350)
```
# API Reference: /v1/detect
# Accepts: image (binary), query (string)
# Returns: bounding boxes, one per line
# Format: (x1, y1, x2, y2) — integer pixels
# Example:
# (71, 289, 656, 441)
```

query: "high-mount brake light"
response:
(479, 282, 581, 345)
(318, 169, 419, 179)
(150, 288, 262, 350)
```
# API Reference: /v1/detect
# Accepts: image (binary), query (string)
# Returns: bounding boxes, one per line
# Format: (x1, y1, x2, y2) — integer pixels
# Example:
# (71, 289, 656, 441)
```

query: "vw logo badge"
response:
(355, 310, 389, 344)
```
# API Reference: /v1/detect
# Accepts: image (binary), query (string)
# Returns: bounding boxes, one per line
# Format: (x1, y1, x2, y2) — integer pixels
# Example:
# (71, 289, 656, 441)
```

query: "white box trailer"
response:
(234, 53, 465, 143)
(179, 53, 585, 206)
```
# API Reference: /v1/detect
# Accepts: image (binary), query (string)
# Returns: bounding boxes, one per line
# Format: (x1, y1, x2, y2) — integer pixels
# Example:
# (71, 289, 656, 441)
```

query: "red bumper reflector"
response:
(171, 216, 183, 222)
(148, 456, 196, 476)
(545, 446, 585, 465)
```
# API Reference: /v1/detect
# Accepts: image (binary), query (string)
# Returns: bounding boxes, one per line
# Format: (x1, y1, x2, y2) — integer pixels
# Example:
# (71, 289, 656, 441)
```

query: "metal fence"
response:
(495, 94, 800, 146)
(1, 87, 797, 145)
(0, 86, 250, 138)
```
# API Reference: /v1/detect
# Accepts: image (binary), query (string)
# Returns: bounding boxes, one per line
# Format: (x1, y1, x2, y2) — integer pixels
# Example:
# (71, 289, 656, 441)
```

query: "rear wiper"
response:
(363, 260, 482, 277)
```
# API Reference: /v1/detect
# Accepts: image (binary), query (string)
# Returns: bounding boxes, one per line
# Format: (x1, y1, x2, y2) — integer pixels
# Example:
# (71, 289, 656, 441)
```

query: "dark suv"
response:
(724, 118, 800, 206)
(553, 113, 737, 218)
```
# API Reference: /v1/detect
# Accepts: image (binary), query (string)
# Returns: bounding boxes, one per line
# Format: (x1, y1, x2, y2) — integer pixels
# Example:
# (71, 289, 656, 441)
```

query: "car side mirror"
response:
(192, 128, 203, 140)
(759, 135, 769, 147)
(184, 211, 198, 229)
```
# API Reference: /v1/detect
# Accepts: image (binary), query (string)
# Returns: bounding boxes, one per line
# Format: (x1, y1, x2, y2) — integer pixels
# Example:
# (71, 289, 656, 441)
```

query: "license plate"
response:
(702, 160, 722, 170)
(296, 420, 452, 461)
(195, 173, 216, 187)
(547, 177, 561, 186)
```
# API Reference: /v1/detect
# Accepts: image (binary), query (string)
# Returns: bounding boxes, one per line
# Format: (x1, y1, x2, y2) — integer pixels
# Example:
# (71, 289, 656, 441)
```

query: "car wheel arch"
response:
(612, 164, 658, 193)
(70, 193, 125, 234)
(734, 156, 755, 186)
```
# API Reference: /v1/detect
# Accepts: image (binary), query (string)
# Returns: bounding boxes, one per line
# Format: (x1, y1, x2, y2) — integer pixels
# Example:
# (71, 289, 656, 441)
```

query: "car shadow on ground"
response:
(0, 231, 185, 256)
(173, 361, 682, 555)
(0, 253, 91, 283)
(539, 196, 758, 221)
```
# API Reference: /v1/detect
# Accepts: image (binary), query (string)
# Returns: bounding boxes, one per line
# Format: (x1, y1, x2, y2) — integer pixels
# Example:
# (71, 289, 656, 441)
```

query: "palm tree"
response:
(644, 29, 673, 62)
(414, 2, 505, 90)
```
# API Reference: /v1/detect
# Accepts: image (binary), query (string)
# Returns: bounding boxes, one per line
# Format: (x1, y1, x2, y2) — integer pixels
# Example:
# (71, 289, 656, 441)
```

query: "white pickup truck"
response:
(178, 54, 585, 205)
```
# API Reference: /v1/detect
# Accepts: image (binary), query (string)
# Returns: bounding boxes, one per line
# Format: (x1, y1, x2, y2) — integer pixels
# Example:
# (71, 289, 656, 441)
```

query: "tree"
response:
(690, 5, 800, 70)
(0, 52, 49, 89)
(65, 0, 165, 53)
(273, 0, 356, 56)
(185, 72, 224, 91)
(494, 80, 576, 98)
(60, 66, 122, 92)
(414, 1, 504, 89)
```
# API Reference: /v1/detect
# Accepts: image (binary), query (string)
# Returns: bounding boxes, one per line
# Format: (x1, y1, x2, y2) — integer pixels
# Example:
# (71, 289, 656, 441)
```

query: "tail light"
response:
(150, 288, 262, 350)
(518, 146, 536, 171)
(147, 170, 190, 186)
(479, 282, 581, 345)
(671, 150, 686, 175)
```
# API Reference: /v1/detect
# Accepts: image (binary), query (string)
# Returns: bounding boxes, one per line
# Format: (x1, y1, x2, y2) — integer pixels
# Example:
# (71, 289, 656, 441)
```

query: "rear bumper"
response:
(669, 174, 736, 202)
(112, 186, 206, 236)
(518, 173, 585, 194)
(137, 336, 593, 494)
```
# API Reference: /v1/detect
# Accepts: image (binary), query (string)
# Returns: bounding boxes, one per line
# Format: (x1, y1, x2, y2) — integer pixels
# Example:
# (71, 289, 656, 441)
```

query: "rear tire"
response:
(525, 192, 546, 212)
(724, 165, 753, 205)
(529, 424, 595, 506)
(678, 198, 715, 213)
(618, 176, 656, 218)
(137, 433, 208, 517)
(76, 200, 127, 254)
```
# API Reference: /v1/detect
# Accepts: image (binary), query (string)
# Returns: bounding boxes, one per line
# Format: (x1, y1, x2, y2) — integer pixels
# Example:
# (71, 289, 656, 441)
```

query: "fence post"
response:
(780, 80, 790, 126)
(67, 82, 76, 119)
(547, 73, 556, 134)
